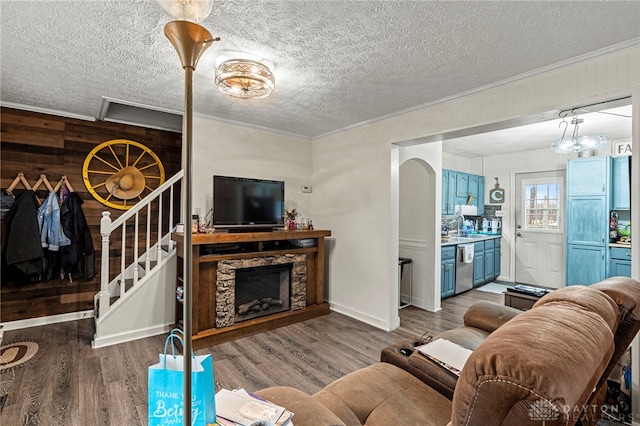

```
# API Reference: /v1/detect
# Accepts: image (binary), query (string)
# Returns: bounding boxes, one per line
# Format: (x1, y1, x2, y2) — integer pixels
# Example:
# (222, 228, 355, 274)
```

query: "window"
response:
(522, 179, 562, 231)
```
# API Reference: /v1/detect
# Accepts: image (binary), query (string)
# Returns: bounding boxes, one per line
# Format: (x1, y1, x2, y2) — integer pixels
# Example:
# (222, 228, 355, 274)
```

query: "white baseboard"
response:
(1, 310, 94, 331)
(91, 324, 171, 349)
(329, 301, 396, 331)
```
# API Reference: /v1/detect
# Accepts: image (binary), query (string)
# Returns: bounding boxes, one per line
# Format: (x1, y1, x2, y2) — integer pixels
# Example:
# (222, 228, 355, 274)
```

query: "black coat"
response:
(60, 193, 95, 279)
(3, 190, 44, 281)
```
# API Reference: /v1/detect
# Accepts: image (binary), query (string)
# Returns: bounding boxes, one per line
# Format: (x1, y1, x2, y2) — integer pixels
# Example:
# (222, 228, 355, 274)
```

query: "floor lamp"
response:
(158, 2, 218, 424)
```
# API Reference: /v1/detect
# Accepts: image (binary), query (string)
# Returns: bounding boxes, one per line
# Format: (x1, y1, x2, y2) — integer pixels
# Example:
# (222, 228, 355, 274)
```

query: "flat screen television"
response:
(213, 175, 285, 231)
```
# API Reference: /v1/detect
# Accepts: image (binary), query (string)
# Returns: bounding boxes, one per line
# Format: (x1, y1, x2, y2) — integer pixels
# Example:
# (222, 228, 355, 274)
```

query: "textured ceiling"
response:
(1, 1, 639, 140)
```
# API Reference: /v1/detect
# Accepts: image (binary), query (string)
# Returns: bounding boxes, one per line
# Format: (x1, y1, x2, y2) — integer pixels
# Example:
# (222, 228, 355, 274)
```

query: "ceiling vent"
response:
(97, 97, 182, 133)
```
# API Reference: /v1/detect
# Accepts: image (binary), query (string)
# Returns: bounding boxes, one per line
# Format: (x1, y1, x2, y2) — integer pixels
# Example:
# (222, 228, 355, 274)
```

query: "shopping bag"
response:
(148, 330, 216, 426)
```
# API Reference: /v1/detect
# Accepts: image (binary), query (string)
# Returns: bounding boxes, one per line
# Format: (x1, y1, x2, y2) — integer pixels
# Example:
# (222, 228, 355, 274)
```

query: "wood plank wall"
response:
(1, 107, 182, 322)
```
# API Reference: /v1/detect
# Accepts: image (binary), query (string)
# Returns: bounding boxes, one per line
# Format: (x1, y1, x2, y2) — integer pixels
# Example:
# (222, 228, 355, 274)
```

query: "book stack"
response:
(215, 388, 294, 426)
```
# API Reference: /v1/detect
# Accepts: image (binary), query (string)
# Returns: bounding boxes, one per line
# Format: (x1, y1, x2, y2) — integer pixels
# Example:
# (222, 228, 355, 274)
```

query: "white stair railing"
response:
(96, 170, 183, 319)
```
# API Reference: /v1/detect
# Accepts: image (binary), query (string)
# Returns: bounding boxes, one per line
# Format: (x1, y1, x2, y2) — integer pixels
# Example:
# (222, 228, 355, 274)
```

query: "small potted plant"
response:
(285, 209, 298, 230)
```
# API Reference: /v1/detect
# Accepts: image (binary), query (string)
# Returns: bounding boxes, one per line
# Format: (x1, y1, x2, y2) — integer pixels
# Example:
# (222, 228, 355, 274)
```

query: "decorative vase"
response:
(287, 219, 297, 230)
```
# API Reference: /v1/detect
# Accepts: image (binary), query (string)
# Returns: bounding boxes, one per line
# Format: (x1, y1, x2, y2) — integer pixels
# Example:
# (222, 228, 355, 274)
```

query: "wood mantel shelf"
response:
(171, 229, 332, 348)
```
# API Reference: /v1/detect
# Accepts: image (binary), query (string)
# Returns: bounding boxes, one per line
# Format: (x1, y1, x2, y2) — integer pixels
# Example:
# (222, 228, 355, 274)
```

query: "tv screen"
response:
(213, 175, 284, 228)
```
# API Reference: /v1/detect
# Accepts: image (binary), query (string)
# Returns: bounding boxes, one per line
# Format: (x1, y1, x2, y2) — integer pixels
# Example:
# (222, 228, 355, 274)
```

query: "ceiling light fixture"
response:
(551, 113, 607, 155)
(215, 59, 275, 99)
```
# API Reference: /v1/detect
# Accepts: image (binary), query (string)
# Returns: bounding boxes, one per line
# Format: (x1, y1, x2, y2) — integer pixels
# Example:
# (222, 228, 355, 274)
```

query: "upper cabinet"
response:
(611, 156, 631, 210)
(442, 169, 485, 216)
(566, 157, 609, 196)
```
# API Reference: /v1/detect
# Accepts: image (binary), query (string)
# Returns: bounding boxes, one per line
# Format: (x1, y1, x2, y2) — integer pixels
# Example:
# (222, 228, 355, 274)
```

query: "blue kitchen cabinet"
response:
(455, 173, 470, 205)
(566, 156, 610, 286)
(612, 156, 630, 210)
(566, 196, 608, 246)
(477, 176, 485, 216)
(567, 156, 609, 197)
(609, 247, 632, 278)
(472, 241, 485, 287)
(443, 169, 485, 215)
(441, 246, 456, 298)
(483, 238, 495, 282)
(442, 170, 457, 215)
(567, 245, 606, 285)
(493, 238, 501, 279)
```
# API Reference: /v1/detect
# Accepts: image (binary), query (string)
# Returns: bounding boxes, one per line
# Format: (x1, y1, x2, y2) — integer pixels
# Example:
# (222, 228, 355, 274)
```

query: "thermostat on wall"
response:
(301, 185, 312, 193)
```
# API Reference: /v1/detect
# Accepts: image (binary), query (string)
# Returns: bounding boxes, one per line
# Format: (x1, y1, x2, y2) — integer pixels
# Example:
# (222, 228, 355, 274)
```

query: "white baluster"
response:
(133, 211, 140, 285)
(145, 203, 151, 272)
(98, 212, 112, 317)
(169, 184, 175, 250)
(120, 222, 126, 299)
(157, 194, 164, 260)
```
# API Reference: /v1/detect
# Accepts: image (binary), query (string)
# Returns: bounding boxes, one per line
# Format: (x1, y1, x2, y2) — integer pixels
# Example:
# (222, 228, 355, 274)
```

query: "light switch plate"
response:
(301, 185, 312, 193)
(495, 210, 505, 217)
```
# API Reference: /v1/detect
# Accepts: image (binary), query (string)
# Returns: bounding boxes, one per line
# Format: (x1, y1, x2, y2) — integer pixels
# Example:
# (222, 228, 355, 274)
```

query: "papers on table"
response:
(415, 338, 473, 376)
(215, 388, 293, 426)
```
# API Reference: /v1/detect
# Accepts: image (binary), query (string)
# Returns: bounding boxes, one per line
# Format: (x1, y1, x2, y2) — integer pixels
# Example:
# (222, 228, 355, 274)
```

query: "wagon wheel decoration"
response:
(82, 139, 165, 210)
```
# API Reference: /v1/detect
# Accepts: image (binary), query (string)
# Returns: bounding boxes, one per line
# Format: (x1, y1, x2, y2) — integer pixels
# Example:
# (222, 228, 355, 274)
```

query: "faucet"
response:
(455, 211, 465, 236)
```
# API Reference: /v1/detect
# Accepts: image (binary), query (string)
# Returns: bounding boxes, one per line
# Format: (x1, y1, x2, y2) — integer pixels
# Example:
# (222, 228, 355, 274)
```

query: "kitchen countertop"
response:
(609, 242, 632, 248)
(441, 234, 501, 246)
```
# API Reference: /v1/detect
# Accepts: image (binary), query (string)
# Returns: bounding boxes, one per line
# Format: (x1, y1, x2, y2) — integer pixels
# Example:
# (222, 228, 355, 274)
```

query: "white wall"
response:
(398, 142, 442, 312)
(192, 116, 312, 221)
(311, 45, 639, 334)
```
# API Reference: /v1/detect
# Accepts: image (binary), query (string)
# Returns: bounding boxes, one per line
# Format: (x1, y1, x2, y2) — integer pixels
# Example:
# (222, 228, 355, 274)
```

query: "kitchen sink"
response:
(445, 236, 474, 243)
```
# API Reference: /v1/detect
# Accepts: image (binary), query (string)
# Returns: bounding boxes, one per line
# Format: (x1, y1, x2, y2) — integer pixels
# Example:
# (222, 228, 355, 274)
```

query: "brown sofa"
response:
(380, 299, 521, 398)
(381, 276, 640, 416)
(255, 282, 634, 425)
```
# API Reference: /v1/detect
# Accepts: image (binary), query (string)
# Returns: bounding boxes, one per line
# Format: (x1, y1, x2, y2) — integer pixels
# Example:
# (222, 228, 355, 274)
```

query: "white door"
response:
(514, 171, 565, 288)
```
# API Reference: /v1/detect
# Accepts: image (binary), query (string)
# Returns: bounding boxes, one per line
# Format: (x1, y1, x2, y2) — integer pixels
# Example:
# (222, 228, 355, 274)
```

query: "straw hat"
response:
(105, 166, 145, 200)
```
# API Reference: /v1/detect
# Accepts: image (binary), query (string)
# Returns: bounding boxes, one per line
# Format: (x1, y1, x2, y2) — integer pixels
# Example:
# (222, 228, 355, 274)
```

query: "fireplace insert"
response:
(234, 264, 291, 322)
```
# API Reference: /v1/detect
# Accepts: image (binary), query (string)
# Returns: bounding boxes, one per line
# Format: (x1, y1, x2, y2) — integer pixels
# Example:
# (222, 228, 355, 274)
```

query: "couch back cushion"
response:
(450, 286, 618, 426)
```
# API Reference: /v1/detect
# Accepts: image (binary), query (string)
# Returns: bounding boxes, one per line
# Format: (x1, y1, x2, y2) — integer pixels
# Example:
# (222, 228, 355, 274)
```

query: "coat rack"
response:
(5, 173, 75, 202)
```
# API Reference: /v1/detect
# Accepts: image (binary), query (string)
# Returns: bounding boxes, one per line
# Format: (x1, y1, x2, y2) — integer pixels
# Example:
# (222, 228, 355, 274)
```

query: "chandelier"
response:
(215, 59, 275, 99)
(551, 113, 607, 154)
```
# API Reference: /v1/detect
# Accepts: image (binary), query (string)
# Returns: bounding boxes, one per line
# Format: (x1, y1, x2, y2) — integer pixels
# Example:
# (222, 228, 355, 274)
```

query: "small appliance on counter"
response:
(490, 218, 502, 235)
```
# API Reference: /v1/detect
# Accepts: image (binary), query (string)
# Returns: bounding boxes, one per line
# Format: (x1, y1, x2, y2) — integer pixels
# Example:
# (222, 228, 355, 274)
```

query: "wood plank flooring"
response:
(0, 289, 502, 425)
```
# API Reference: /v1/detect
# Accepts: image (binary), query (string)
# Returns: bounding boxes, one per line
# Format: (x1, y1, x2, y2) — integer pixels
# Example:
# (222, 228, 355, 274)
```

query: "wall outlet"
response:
(495, 210, 505, 217)
(301, 185, 312, 193)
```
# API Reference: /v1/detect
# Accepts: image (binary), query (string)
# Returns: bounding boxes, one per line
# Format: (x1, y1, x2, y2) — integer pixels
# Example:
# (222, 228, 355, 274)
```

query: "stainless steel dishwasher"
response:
(455, 244, 474, 294)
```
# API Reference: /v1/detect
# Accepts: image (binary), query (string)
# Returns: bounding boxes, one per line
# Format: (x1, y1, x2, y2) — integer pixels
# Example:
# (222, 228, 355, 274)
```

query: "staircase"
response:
(92, 171, 183, 349)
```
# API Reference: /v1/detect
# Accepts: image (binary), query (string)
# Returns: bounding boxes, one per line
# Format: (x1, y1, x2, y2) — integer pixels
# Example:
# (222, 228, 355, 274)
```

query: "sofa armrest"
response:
(462, 300, 521, 333)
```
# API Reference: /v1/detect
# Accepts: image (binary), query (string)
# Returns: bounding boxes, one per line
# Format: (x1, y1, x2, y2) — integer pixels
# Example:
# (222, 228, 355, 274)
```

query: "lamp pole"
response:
(163, 20, 218, 426)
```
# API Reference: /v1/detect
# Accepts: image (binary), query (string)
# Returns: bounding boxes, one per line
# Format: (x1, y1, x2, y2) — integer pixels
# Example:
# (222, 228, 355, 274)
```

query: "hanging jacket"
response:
(59, 192, 95, 279)
(3, 190, 44, 281)
(37, 192, 71, 251)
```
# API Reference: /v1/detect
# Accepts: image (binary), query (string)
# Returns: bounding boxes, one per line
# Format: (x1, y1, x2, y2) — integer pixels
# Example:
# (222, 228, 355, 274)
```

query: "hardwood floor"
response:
(0, 289, 502, 425)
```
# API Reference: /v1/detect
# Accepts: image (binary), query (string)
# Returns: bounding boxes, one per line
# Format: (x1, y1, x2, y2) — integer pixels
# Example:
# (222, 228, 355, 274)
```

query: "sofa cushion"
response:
(451, 286, 617, 425)
(313, 362, 451, 426)
(462, 300, 521, 333)
(254, 386, 346, 426)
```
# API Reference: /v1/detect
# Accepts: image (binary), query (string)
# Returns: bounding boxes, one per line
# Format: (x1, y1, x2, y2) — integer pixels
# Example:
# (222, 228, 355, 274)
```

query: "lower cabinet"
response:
(609, 247, 632, 278)
(441, 246, 456, 299)
(473, 238, 500, 287)
(567, 244, 606, 285)
(472, 241, 485, 287)
(494, 238, 501, 278)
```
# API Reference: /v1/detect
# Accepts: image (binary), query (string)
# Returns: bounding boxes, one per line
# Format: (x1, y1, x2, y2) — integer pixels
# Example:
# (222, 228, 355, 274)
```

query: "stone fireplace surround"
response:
(215, 254, 307, 328)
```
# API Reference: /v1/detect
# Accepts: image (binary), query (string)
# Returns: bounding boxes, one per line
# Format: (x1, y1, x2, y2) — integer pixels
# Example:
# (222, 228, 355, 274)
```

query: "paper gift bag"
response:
(148, 330, 216, 426)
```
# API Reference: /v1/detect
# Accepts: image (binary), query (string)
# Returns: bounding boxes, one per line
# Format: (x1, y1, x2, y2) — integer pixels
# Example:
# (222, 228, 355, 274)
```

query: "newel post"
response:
(98, 211, 112, 316)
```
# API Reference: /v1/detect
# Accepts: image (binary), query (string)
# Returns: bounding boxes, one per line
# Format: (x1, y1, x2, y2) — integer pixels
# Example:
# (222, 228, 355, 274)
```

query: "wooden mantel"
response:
(171, 229, 332, 348)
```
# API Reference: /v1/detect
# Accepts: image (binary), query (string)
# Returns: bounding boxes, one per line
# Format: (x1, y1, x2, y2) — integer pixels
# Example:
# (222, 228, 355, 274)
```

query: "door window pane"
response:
(524, 181, 561, 231)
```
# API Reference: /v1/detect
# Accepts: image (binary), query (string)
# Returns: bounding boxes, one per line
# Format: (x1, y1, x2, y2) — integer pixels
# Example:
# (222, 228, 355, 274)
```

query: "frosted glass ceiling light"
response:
(157, 0, 213, 23)
(551, 115, 607, 154)
(215, 59, 275, 99)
